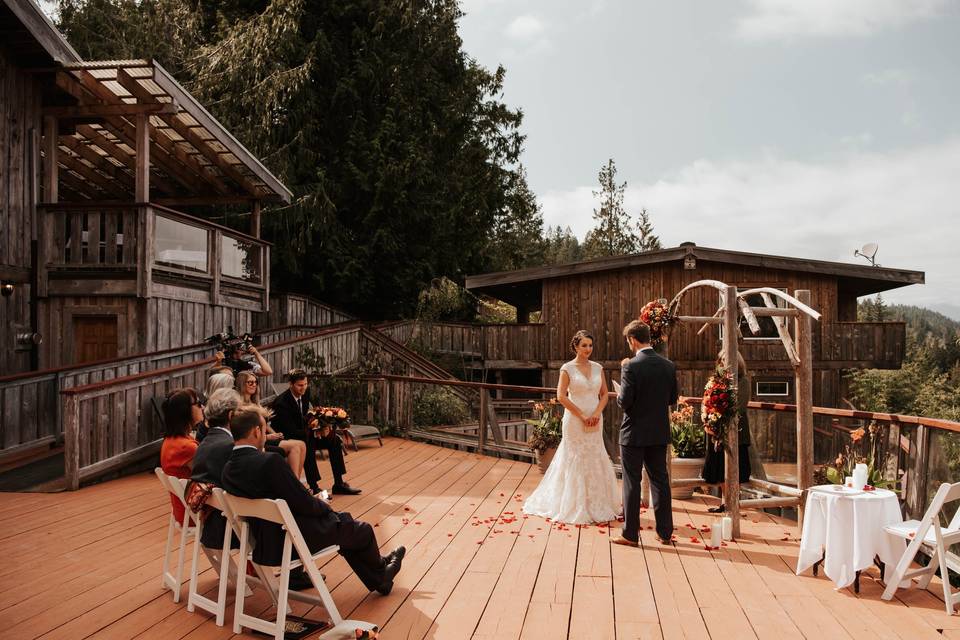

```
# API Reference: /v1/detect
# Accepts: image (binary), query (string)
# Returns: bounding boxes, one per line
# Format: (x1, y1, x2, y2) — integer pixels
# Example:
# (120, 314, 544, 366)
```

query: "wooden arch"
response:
(665, 280, 820, 537)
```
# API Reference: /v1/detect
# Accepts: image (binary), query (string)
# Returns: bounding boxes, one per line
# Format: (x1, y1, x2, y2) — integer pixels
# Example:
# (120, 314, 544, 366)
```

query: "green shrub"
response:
(413, 387, 469, 427)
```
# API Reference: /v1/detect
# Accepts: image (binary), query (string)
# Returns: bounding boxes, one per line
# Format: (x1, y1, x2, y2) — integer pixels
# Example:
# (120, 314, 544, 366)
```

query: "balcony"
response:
(37, 203, 269, 311)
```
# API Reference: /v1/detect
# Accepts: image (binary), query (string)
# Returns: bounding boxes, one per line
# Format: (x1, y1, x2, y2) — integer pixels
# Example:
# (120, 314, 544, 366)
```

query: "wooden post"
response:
(366, 380, 375, 423)
(42, 116, 58, 203)
(795, 289, 814, 528)
(251, 200, 262, 238)
(722, 285, 741, 538)
(905, 424, 929, 518)
(210, 229, 221, 306)
(134, 113, 150, 202)
(478, 388, 489, 453)
(64, 393, 80, 490)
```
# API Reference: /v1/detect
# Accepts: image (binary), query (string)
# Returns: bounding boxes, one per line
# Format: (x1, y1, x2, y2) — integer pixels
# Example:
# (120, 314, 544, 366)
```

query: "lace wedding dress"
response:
(522, 360, 621, 524)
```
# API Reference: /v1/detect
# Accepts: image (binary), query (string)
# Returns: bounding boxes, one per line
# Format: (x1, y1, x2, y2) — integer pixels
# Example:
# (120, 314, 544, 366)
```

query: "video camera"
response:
(204, 326, 256, 354)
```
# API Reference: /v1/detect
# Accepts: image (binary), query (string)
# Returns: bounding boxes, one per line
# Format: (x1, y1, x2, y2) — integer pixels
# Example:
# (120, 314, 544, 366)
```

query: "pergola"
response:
(41, 59, 292, 233)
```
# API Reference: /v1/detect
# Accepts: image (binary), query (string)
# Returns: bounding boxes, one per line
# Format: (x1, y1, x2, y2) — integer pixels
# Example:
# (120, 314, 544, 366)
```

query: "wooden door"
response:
(73, 316, 118, 364)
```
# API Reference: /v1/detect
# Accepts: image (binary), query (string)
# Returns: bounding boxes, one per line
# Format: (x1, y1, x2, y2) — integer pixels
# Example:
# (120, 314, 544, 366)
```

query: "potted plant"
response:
(670, 404, 706, 499)
(527, 399, 563, 472)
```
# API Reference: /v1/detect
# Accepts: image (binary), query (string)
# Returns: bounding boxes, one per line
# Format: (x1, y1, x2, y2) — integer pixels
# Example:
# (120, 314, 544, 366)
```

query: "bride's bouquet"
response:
(527, 399, 563, 454)
(639, 298, 677, 347)
(701, 365, 736, 451)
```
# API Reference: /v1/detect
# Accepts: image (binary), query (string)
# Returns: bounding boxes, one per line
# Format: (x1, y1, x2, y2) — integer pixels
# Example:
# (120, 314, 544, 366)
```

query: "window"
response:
(756, 380, 790, 396)
(154, 215, 209, 273)
(220, 235, 262, 283)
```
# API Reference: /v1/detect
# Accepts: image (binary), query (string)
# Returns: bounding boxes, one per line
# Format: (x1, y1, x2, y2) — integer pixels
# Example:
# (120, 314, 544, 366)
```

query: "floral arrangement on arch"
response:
(701, 365, 737, 451)
(527, 399, 563, 454)
(639, 298, 677, 347)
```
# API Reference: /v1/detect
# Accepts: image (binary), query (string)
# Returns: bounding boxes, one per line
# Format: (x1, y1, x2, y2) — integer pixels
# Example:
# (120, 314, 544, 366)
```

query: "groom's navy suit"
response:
(617, 347, 678, 541)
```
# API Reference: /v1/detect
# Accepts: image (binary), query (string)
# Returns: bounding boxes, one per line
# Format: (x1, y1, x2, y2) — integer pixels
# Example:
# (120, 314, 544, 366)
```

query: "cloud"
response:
(862, 68, 912, 86)
(736, 0, 948, 40)
(540, 139, 960, 308)
(504, 15, 546, 41)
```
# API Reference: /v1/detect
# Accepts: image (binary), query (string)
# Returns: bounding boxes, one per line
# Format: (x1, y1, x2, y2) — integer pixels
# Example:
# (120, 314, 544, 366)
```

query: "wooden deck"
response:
(2, 437, 957, 639)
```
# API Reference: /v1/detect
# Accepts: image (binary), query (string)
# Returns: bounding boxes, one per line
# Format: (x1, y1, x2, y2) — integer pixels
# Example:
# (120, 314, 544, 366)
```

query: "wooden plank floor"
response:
(1, 438, 955, 639)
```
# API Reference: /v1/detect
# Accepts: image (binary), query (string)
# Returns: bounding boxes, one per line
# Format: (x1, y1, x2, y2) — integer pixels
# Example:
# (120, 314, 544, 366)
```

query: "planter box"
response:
(671, 456, 705, 499)
(535, 447, 557, 473)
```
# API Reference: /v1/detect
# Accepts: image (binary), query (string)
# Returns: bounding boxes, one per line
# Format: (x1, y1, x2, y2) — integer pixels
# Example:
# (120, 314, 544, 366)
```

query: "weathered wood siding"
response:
(254, 293, 353, 329)
(0, 47, 42, 375)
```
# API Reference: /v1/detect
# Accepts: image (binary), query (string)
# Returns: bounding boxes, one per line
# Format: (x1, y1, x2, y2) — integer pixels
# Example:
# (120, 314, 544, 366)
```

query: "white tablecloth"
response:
(796, 486, 905, 589)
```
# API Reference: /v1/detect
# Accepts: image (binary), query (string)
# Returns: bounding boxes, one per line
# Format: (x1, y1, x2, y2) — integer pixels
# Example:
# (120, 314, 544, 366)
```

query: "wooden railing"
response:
(0, 324, 349, 461)
(376, 321, 547, 365)
(59, 324, 366, 489)
(37, 203, 271, 309)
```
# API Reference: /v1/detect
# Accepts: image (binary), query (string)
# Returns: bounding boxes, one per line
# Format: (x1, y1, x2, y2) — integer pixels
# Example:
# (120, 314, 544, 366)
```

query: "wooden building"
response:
(466, 242, 925, 462)
(0, 0, 292, 374)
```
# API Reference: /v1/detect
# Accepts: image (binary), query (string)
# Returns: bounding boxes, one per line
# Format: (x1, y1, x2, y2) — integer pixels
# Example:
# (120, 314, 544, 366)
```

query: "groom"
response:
(613, 320, 678, 547)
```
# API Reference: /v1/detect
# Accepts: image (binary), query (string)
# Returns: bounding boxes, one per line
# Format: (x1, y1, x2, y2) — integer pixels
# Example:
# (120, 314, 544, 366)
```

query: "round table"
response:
(796, 485, 906, 590)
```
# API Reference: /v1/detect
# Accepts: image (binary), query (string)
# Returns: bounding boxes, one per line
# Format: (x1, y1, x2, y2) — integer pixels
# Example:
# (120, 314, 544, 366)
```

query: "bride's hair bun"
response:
(570, 330, 595, 354)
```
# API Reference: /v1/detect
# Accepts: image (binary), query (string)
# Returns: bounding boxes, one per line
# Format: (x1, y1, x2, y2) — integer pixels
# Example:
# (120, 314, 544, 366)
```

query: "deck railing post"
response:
(479, 388, 489, 453)
(64, 393, 80, 490)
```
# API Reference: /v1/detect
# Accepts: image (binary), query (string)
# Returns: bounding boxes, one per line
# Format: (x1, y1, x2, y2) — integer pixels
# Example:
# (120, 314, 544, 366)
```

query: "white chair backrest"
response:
(221, 493, 315, 573)
(155, 468, 190, 508)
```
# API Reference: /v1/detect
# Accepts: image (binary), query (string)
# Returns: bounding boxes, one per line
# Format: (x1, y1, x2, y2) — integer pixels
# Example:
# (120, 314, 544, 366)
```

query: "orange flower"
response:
(337, 409, 347, 419)
(850, 428, 866, 443)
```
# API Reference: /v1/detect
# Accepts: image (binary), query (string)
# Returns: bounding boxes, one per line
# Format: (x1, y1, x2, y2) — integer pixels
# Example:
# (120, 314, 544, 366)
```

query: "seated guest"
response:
(222, 407, 405, 595)
(271, 369, 360, 496)
(192, 388, 243, 549)
(236, 371, 306, 481)
(160, 388, 202, 524)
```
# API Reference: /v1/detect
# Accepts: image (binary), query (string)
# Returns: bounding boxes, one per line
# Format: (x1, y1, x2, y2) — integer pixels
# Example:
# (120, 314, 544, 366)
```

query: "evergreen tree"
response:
(542, 225, 582, 265)
(582, 159, 638, 258)
(635, 208, 661, 252)
(55, 0, 540, 318)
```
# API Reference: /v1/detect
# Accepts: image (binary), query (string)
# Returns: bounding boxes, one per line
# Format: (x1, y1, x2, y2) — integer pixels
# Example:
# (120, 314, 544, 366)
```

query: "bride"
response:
(523, 330, 621, 524)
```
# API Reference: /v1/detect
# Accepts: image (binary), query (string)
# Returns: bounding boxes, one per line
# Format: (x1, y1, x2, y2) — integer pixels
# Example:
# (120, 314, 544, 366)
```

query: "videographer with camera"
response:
(207, 328, 273, 379)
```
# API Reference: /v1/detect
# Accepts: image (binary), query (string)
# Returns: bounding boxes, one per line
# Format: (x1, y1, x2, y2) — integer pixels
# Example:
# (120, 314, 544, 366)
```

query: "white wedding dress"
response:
(522, 360, 621, 524)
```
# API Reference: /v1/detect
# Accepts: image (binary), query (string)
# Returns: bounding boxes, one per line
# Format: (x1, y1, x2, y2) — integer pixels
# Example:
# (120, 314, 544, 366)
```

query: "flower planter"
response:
(535, 446, 558, 473)
(671, 456, 705, 499)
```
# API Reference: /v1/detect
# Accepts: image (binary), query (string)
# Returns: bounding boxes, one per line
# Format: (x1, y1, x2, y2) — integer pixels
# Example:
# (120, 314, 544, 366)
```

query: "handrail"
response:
(60, 322, 366, 396)
(0, 323, 341, 385)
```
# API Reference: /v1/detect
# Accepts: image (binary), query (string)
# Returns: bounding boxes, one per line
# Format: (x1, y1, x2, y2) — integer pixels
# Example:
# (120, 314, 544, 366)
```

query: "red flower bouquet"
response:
(639, 299, 676, 347)
(701, 365, 737, 451)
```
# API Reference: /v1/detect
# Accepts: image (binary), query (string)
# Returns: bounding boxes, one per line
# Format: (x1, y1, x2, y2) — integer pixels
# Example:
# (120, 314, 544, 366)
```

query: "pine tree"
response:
(542, 226, 582, 265)
(582, 159, 638, 258)
(635, 208, 661, 252)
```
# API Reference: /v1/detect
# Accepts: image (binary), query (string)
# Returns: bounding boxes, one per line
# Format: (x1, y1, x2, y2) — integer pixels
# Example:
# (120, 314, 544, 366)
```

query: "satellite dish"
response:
(854, 242, 880, 266)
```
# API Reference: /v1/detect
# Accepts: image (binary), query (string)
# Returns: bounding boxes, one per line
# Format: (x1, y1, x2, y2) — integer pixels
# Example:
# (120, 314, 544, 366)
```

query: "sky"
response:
(458, 0, 960, 319)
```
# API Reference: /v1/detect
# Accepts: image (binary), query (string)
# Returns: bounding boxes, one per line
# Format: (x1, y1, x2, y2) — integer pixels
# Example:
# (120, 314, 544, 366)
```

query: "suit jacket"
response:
(270, 389, 310, 441)
(221, 446, 339, 566)
(617, 348, 679, 447)
(191, 426, 236, 548)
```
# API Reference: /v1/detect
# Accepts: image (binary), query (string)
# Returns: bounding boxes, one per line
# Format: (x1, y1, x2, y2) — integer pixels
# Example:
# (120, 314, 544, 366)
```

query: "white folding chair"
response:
(186, 488, 254, 626)
(154, 468, 199, 603)
(882, 481, 960, 613)
(223, 492, 378, 640)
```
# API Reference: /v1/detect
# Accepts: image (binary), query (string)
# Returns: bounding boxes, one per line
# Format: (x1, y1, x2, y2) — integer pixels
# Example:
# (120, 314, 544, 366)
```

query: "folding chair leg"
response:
(161, 515, 175, 591)
(173, 517, 191, 603)
(187, 519, 205, 612)
(918, 546, 940, 589)
(233, 522, 251, 635)
(882, 538, 928, 601)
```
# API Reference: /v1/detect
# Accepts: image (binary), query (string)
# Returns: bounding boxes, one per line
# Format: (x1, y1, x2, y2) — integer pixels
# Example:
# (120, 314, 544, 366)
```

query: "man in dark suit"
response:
(613, 320, 678, 546)
(221, 406, 405, 595)
(270, 369, 360, 496)
(191, 388, 242, 550)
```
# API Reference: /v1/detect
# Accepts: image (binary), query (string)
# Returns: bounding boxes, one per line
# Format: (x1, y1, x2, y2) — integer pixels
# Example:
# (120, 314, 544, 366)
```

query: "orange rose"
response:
(337, 409, 347, 419)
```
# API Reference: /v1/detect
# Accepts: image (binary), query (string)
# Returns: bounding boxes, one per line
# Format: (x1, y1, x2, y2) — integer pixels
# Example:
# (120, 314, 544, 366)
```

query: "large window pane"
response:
(220, 235, 262, 283)
(154, 215, 208, 273)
